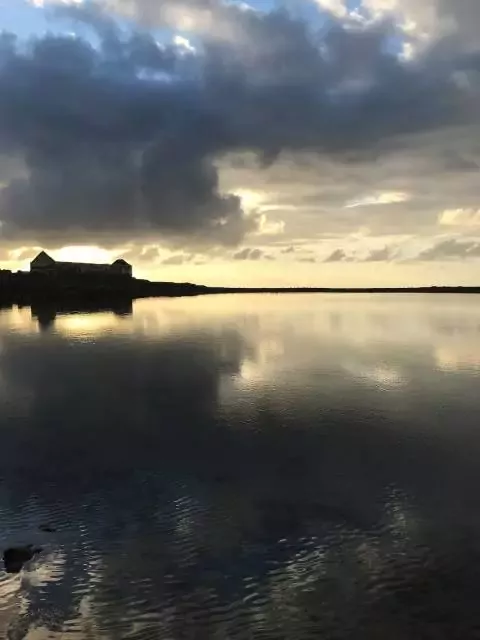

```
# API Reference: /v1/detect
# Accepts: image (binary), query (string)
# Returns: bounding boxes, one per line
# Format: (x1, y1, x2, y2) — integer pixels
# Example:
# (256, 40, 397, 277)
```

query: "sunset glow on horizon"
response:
(0, 0, 479, 287)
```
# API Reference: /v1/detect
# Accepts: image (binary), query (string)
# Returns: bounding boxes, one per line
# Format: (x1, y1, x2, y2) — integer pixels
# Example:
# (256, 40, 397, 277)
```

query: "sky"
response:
(0, 0, 480, 286)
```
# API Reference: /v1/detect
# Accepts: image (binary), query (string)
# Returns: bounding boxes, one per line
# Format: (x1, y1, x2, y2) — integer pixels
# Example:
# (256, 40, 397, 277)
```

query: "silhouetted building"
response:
(30, 251, 132, 278)
(0, 269, 12, 281)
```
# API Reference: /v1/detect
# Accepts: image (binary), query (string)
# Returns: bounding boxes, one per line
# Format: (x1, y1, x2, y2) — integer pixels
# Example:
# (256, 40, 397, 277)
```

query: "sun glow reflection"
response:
(54, 313, 124, 336)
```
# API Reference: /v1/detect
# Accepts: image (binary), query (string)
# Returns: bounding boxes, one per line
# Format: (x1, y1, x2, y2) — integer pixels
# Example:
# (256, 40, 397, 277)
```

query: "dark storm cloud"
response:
(0, 0, 477, 246)
(0, 6, 252, 246)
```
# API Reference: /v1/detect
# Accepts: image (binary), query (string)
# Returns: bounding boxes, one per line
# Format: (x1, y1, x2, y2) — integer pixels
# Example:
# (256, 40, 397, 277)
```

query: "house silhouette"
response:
(30, 251, 132, 277)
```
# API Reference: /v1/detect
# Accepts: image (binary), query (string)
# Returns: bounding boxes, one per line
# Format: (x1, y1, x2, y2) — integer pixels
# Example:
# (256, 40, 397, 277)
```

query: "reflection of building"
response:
(30, 251, 132, 277)
(31, 300, 134, 332)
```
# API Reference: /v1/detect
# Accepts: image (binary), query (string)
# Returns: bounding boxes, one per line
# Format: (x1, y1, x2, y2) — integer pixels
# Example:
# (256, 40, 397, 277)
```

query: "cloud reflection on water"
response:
(0, 295, 480, 637)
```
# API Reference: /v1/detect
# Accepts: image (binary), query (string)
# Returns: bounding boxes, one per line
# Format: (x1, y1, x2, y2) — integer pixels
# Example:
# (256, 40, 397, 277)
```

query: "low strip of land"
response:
(0, 270, 479, 308)
(205, 286, 480, 294)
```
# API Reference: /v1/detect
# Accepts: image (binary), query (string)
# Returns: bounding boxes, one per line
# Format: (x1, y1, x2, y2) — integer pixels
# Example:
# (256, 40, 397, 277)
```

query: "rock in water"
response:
(39, 524, 56, 533)
(3, 545, 42, 574)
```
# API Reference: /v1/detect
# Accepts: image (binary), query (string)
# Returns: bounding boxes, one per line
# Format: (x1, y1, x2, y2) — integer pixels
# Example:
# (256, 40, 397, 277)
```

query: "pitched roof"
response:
(31, 251, 55, 264)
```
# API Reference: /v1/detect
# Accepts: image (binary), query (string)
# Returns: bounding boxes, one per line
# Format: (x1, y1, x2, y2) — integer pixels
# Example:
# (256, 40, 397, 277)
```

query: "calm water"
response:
(1, 294, 480, 638)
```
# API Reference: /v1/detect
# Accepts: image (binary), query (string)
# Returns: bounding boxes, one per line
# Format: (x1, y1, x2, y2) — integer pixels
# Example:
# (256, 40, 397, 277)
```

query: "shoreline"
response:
(203, 286, 480, 294)
(1, 272, 480, 306)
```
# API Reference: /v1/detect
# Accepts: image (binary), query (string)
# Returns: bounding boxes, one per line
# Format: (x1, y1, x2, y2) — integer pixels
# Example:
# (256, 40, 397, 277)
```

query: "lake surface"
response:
(1, 294, 480, 638)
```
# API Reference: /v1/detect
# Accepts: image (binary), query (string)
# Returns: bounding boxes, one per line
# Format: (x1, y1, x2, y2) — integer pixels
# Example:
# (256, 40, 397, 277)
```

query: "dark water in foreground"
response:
(1, 294, 480, 638)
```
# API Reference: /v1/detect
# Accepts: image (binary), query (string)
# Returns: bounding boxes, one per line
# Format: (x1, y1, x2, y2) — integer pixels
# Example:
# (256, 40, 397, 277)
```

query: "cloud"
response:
(0, 6, 255, 247)
(345, 191, 411, 209)
(255, 214, 285, 236)
(442, 152, 479, 173)
(233, 247, 264, 260)
(363, 0, 480, 46)
(364, 245, 394, 261)
(0, 0, 478, 250)
(114, 244, 163, 263)
(313, 0, 348, 18)
(416, 237, 480, 260)
(161, 253, 194, 265)
(320, 241, 397, 263)
(138, 246, 162, 262)
(439, 208, 480, 227)
(294, 232, 480, 264)
(324, 248, 350, 262)
(173, 34, 196, 53)
(114, 243, 199, 264)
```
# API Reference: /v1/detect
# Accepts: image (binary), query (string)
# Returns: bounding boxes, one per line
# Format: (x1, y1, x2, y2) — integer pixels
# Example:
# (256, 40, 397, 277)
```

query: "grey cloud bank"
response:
(0, 0, 479, 251)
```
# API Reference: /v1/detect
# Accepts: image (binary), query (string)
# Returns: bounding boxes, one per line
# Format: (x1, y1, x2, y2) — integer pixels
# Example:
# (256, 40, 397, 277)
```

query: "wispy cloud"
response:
(345, 192, 411, 209)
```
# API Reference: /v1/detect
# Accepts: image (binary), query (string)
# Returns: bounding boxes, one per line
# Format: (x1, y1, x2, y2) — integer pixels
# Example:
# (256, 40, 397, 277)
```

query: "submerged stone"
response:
(3, 545, 42, 574)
